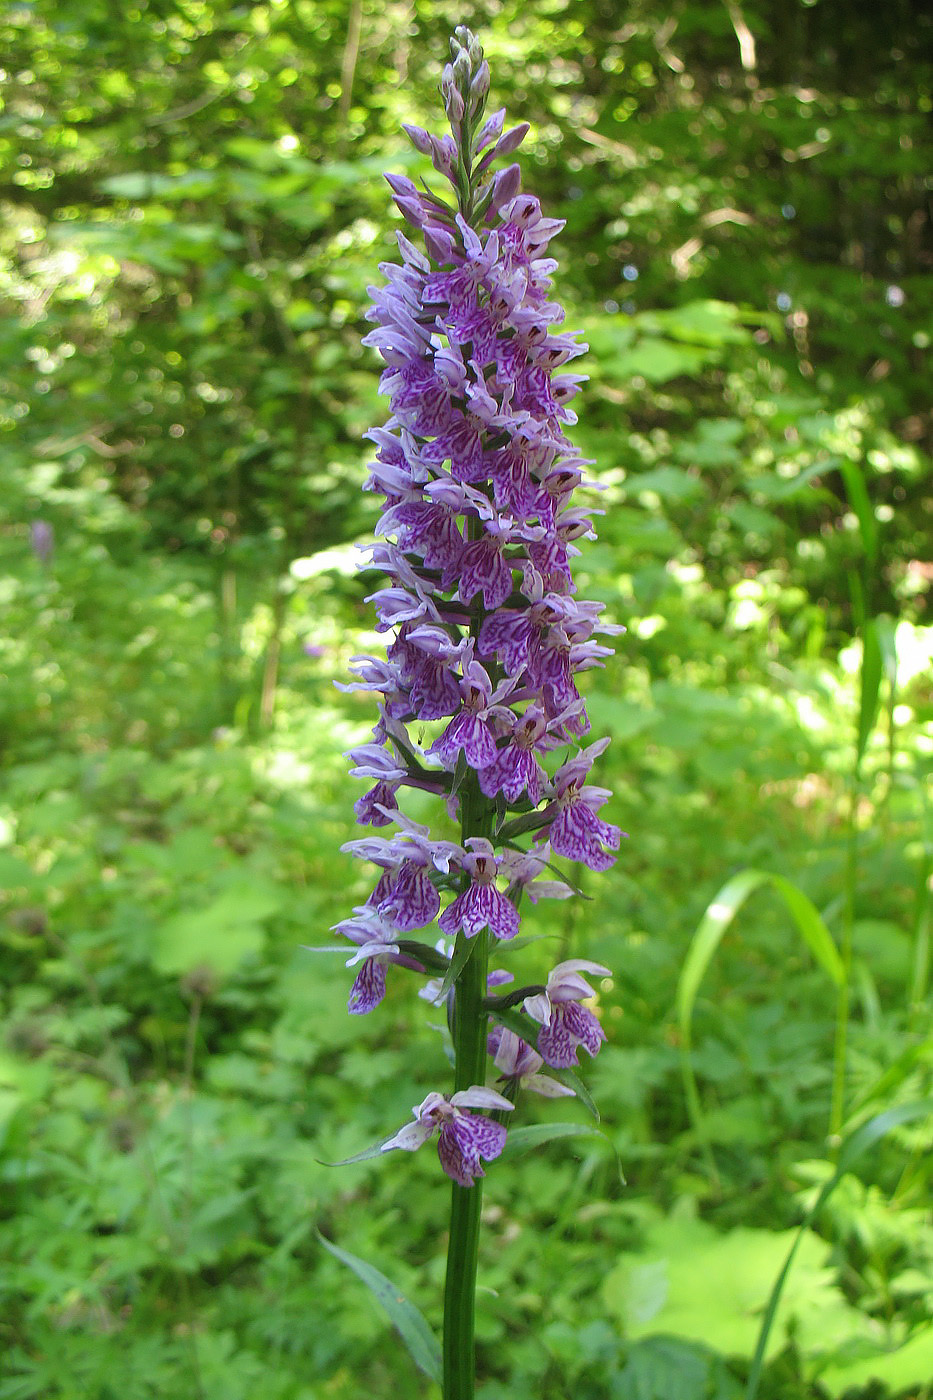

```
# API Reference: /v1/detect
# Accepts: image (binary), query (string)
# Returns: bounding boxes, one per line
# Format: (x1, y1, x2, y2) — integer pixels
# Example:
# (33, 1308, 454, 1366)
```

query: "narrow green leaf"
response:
(676, 870, 843, 1173)
(909, 851, 932, 1013)
(875, 613, 898, 688)
(395, 939, 451, 972)
(766, 875, 845, 985)
(502, 1121, 607, 1156)
(856, 616, 883, 770)
(547, 1064, 601, 1122)
(838, 457, 878, 565)
(316, 1133, 397, 1167)
(745, 1101, 933, 1400)
(485, 983, 547, 1012)
(677, 870, 769, 1037)
(317, 1232, 442, 1385)
(486, 1003, 542, 1045)
(439, 928, 479, 1000)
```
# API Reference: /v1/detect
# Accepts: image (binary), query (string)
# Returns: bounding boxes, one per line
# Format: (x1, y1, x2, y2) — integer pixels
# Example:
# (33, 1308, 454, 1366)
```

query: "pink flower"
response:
(382, 1087, 514, 1187)
(524, 959, 611, 1068)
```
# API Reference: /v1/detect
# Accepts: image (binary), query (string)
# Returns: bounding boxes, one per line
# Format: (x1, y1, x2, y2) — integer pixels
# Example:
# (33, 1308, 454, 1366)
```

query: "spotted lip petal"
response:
(536, 1000, 607, 1068)
(348, 958, 388, 1015)
(438, 1114, 508, 1187)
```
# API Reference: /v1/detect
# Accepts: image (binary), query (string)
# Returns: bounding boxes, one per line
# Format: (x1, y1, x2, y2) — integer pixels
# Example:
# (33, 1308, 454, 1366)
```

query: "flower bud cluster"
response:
(335, 29, 621, 1186)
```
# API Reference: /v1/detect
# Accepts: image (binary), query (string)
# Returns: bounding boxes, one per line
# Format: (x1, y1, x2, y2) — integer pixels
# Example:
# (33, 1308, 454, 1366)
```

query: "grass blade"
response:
(838, 457, 878, 566)
(317, 1231, 442, 1385)
(677, 870, 844, 1177)
(856, 616, 883, 771)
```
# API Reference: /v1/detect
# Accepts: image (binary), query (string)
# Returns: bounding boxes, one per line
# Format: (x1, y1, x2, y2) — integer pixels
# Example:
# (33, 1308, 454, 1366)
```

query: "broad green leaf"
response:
(630, 466, 707, 503)
(725, 501, 782, 539)
(153, 881, 282, 977)
(317, 1232, 441, 1385)
(819, 1322, 933, 1397)
(650, 299, 754, 347)
(583, 694, 658, 741)
(602, 1210, 858, 1362)
(754, 456, 836, 501)
(608, 337, 712, 384)
(99, 170, 220, 200)
(745, 1101, 933, 1400)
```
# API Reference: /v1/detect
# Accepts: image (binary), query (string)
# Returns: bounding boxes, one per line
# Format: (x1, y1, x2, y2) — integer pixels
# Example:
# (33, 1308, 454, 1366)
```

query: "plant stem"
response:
(443, 770, 493, 1400)
(443, 46, 496, 1397)
(829, 773, 858, 1145)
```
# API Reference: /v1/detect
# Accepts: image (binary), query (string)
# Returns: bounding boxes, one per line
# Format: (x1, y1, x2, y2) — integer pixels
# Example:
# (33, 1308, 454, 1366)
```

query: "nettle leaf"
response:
(602, 1210, 858, 1362)
(153, 880, 283, 977)
(617, 1336, 713, 1400)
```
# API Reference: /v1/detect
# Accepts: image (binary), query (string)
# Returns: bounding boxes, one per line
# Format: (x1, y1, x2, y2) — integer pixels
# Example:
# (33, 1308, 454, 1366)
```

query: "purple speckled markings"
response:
(335, 23, 623, 1187)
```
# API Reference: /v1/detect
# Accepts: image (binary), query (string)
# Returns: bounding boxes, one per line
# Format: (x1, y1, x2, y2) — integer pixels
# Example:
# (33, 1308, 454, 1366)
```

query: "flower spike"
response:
(335, 25, 620, 1190)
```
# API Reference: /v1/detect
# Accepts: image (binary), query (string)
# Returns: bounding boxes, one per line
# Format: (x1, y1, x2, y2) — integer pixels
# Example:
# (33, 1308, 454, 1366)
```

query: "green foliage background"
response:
(1, 0, 931, 1396)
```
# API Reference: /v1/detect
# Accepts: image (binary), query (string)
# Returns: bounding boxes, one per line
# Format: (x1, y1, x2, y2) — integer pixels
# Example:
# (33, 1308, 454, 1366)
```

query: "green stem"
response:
(443, 776, 494, 1400)
(829, 771, 859, 1146)
(443, 39, 494, 1397)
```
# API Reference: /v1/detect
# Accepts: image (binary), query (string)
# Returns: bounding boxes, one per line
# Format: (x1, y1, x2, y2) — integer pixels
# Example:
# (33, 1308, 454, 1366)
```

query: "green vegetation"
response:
(1, 1, 930, 1396)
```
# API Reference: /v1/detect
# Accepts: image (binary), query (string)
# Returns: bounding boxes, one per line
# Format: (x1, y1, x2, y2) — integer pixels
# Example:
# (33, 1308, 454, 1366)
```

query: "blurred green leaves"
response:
(0, 1, 930, 1397)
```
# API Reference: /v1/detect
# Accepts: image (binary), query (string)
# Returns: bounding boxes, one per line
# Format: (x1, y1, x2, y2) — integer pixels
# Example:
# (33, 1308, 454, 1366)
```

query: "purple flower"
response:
(426, 645, 515, 771)
(334, 906, 419, 1015)
(336, 23, 621, 1185)
(343, 817, 459, 936)
(30, 520, 54, 563)
(524, 959, 611, 1067)
(488, 1025, 575, 1098)
(346, 743, 408, 826)
(439, 838, 520, 941)
(499, 842, 574, 903)
(382, 1086, 513, 1186)
(543, 739, 623, 872)
(477, 704, 554, 804)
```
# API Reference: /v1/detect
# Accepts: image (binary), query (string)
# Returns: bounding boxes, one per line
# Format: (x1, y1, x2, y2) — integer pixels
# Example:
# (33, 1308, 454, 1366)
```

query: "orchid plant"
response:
(327, 27, 621, 1398)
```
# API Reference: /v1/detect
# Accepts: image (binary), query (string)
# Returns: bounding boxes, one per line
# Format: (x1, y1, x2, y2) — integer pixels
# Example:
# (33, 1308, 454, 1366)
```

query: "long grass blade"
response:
(856, 616, 883, 772)
(677, 870, 844, 1177)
